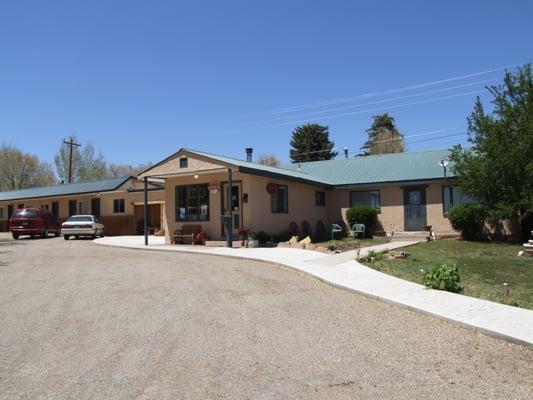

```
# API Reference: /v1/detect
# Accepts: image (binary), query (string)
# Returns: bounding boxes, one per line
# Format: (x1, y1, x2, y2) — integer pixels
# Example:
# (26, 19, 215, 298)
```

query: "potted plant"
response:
(238, 228, 249, 247)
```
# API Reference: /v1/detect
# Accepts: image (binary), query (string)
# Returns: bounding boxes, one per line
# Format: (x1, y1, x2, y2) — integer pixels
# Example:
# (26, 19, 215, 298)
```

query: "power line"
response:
(256, 89, 486, 129)
(261, 63, 519, 115)
(288, 127, 466, 158)
(264, 79, 494, 122)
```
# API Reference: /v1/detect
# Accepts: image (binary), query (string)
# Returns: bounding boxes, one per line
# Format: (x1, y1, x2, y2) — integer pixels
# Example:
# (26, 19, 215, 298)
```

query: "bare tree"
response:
(257, 153, 281, 167)
(0, 144, 55, 190)
(107, 162, 153, 178)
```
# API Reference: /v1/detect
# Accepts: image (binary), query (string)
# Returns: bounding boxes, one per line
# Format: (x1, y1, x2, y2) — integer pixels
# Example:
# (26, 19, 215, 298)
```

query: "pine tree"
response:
(289, 123, 337, 162)
(361, 113, 405, 155)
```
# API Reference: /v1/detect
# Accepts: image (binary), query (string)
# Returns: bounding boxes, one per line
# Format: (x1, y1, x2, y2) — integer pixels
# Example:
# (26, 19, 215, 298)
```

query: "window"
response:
(113, 199, 125, 213)
(176, 184, 209, 221)
(442, 186, 475, 215)
(79, 201, 89, 214)
(315, 191, 326, 207)
(0, 208, 5, 219)
(350, 190, 381, 210)
(51, 201, 59, 217)
(179, 157, 188, 168)
(18, 204, 24, 209)
(40, 204, 49, 210)
(271, 184, 288, 213)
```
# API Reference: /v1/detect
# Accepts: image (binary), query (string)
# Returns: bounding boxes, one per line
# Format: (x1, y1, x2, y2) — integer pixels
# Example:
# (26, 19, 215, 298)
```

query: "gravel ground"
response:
(0, 233, 531, 399)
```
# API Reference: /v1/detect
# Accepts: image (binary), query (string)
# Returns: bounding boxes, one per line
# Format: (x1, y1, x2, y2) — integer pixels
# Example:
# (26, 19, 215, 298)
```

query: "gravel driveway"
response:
(0, 233, 531, 399)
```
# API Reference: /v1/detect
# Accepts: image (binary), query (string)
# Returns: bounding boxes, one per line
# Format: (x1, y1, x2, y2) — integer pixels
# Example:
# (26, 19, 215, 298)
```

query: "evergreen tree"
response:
(289, 123, 337, 162)
(450, 64, 533, 241)
(361, 113, 405, 155)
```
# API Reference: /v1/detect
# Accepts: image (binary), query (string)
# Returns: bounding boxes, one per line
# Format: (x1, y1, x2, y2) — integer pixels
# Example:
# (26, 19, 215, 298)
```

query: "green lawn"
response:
(364, 240, 533, 309)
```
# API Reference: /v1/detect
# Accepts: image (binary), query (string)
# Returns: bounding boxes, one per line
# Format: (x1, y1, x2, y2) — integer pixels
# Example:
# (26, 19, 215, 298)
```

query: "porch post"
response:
(144, 177, 148, 246)
(227, 168, 233, 248)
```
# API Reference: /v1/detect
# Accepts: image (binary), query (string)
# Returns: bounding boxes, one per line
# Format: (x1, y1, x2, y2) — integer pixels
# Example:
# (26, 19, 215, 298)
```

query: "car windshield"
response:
(67, 216, 93, 222)
(14, 210, 39, 218)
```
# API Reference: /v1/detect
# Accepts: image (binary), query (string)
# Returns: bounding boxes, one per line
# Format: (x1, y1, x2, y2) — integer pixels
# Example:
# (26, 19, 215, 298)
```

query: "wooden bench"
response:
(172, 225, 202, 244)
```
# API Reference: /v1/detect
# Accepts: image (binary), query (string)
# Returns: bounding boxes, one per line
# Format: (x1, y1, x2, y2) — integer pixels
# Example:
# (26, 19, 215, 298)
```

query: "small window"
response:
(350, 190, 381, 210)
(79, 201, 89, 214)
(442, 186, 475, 216)
(18, 204, 24, 209)
(113, 199, 125, 213)
(271, 184, 288, 213)
(315, 191, 326, 207)
(0, 208, 5, 219)
(40, 204, 49, 210)
(179, 157, 188, 168)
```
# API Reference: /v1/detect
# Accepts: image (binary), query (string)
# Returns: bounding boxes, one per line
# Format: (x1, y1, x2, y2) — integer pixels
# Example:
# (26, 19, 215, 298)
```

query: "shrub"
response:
(448, 204, 486, 240)
(273, 231, 293, 243)
(423, 263, 463, 293)
(346, 205, 377, 238)
(362, 250, 387, 263)
(254, 231, 270, 244)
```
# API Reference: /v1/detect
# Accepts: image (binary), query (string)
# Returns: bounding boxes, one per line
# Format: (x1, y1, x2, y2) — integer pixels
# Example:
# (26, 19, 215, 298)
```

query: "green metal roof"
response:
(284, 149, 454, 186)
(185, 148, 453, 187)
(183, 148, 332, 186)
(0, 176, 132, 202)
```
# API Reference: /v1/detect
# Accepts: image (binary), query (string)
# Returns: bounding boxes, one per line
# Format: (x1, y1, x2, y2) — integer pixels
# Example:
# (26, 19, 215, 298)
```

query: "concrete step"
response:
(390, 231, 429, 242)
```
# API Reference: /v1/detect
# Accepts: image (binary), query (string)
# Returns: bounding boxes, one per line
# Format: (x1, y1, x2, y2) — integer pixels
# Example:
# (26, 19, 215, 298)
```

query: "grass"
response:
(364, 239, 533, 310)
(316, 236, 387, 250)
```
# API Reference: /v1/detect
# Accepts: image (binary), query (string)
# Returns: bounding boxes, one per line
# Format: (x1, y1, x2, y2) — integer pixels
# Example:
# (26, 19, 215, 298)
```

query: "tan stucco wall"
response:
(0, 188, 165, 234)
(327, 182, 454, 234)
(162, 171, 329, 243)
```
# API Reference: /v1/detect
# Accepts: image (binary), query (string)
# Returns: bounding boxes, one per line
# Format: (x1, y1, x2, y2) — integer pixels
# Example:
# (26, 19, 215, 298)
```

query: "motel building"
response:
(0, 148, 471, 241)
(136, 147, 470, 244)
(0, 176, 165, 235)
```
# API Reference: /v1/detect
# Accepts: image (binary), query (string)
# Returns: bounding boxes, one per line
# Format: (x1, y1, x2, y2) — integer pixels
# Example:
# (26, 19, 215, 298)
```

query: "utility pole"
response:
(63, 137, 81, 183)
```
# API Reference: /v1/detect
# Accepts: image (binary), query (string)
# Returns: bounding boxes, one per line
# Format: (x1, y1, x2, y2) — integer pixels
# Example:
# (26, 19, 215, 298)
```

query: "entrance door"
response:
(221, 182, 242, 236)
(91, 198, 101, 218)
(68, 200, 77, 217)
(403, 187, 427, 231)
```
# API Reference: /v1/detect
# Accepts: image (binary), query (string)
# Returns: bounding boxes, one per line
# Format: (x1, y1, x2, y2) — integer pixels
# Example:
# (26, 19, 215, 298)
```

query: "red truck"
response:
(9, 208, 61, 239)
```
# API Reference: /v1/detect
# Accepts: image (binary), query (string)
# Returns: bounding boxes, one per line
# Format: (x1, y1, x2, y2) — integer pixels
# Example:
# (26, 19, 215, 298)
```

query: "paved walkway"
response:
(94, 236, 533, 346)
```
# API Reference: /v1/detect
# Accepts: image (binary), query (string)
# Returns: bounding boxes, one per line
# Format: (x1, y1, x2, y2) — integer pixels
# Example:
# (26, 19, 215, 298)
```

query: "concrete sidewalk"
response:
(94, 236, 533, 346)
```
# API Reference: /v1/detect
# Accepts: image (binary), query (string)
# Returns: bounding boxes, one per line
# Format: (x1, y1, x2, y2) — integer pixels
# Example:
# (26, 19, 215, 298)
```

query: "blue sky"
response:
(0, 0, 532, 166)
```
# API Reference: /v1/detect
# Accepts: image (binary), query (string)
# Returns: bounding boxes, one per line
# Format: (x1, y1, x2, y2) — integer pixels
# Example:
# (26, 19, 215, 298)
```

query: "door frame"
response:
(402, 185, 427, 231)
(220, 180, 243, 237)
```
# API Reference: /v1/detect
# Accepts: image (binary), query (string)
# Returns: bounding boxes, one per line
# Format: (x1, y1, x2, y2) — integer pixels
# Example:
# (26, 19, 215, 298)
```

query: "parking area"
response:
(0, 233, 531, 399)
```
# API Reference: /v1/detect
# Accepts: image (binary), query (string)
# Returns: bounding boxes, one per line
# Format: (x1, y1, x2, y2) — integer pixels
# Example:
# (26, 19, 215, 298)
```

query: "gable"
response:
(138, 151, 228, 179)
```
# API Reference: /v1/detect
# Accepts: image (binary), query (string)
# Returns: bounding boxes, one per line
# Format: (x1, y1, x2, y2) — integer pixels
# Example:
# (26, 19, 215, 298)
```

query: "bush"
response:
(361, 250, 387, 263)
(273, 231, 292, 243)
(254, 231, 270, 244)
(448, 204, 486, 240)
(423, 263, 463, 293)
(346, 205, 377, 238)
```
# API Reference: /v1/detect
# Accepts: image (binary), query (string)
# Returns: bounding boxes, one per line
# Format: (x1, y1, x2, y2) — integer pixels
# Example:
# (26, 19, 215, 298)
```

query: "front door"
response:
(221, 182, 242, 236)
(91, 198, 101, 218)
(403, 187, 427, 231)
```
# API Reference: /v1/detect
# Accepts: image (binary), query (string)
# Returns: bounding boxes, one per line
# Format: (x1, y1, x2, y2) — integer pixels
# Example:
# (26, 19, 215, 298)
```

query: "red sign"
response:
(266, 183, 278, 194)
